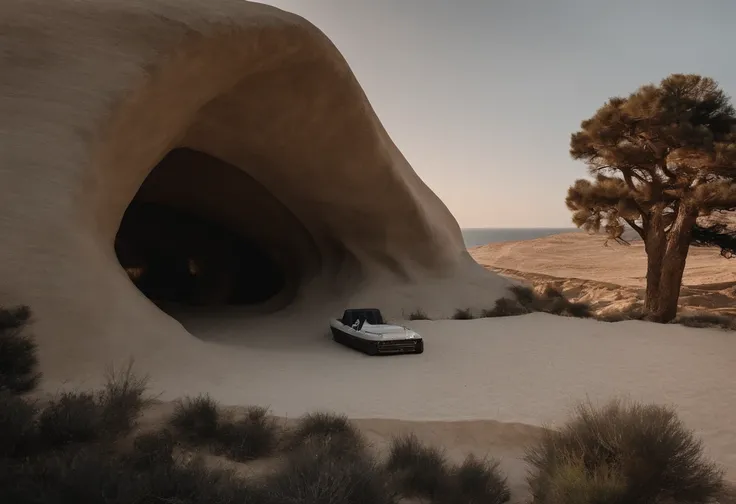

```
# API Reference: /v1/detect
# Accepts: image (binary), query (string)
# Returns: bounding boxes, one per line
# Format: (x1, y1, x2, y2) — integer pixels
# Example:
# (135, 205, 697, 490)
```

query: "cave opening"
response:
(114, 148, 289, 310)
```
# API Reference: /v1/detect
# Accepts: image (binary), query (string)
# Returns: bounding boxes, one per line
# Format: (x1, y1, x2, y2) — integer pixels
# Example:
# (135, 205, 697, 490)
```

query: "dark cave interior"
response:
(114, 150, 288, 308)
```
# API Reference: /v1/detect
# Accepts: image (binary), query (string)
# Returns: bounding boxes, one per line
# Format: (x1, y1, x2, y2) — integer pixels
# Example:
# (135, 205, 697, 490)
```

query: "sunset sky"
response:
(259, 0, 736, 228)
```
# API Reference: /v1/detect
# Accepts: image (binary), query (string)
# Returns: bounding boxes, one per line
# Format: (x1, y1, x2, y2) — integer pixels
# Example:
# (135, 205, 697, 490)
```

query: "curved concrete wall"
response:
(0, 0, 510, 379)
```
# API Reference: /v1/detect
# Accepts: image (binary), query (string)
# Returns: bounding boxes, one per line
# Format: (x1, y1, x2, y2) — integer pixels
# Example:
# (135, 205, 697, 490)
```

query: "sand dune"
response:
(471, 231, 736, 316)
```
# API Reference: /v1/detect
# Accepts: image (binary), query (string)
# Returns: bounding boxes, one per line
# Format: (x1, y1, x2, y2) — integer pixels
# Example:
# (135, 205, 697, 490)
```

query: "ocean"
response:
(461, 227, 579, 248)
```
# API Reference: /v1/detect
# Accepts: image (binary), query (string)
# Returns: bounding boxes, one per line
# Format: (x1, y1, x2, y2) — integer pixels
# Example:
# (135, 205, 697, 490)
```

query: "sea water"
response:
(461, 227, 578, 248)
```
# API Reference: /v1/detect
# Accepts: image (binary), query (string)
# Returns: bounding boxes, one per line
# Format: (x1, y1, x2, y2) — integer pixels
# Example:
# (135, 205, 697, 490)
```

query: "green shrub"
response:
(263, 436, 395, 504)
(532, 457, 628, 504)
(169, 394, 220, 441)
(408, 309, 430, 320)
(37, 391, 102, 447)
(452, 308, 475, 320)
(98, 361, 150, 436)
(445, 454, 511, 504)
(385, 433, 450, 499)
(0, 305, 41, 394)
(525, 399, 724, 504)
(217, 406, 279, 462)
(0, 391, 37, 457)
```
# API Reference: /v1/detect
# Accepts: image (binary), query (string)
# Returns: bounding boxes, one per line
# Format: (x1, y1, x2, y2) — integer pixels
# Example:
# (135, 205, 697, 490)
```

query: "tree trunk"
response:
(649, 204, 698, 323)
(643, 205, 667, 314)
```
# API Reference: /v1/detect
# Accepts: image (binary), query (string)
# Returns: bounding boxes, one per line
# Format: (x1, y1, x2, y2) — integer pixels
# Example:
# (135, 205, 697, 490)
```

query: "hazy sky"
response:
(258, 0, 736, 228)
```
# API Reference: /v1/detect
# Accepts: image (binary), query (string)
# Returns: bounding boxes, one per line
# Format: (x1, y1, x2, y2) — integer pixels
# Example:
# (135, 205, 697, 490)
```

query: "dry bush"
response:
(452, 308, 475, 320)
(262, 436, 395, 504)
(408, 309, 430, 320)
(98, 360, 150, 436)
(169, 394, 221, 442)
(0, 305, 41, 394)
(444, 454, 511, 504)
(0, 445, 256, 504)
(128, 429, 175, 470)
(0, 391, 37, 457)
(216, 406, 280, 462)
(385, 433, 451, 500)
(482, 297, 530, 318)
(37, 391, 103, 447)
(675, 312, 736, 330)
(287, 411, 365, 454)
(525, 399, 724, 504)
(532, 457, 628, 504)
(508, 285, 593, 319)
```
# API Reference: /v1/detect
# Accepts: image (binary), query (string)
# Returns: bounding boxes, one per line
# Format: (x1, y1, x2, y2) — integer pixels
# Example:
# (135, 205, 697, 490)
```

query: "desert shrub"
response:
(525, 399, 724, 504)
(566, 301, 592, 318)
(0, 305, 41, 394)
(169, 393, 220, 442)
(542, 286, 565, 299)
(0, 391, 37, 457)
(128, 429, 175, 470)
(509, 285, 536, 306)
(444, 454, 511, 504)
(217, 406, 280, 462)
(452, 308, 475, 320)
(37, 391, 103, 447)
(676, 312, 736, 330)
(98, 361, 150, 436)
(531, 456, 628, 504)
(481, 297, 529, 318)
(508, 284, 593, 319)
(409, 309, 430, 320)
(385, 433, 451, 499)
(0, 446, 254, 504)
(263, 436, 395, 504)
(287, 411, 365, 454)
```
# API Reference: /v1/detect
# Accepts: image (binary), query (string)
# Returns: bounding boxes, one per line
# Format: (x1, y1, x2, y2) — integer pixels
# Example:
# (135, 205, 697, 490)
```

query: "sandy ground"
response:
(32, 232, 736, 501)
(42, 311, 736, 501)
(470, 231, 736, 316)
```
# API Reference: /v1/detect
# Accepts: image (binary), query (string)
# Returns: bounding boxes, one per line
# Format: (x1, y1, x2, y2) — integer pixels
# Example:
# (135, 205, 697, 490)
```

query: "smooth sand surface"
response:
(471, 231, 736, 316)
(43, 312, 736, 491)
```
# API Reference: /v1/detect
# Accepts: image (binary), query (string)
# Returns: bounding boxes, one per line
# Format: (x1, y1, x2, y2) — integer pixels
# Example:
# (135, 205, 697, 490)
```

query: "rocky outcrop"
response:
(0, 0, 509, 379)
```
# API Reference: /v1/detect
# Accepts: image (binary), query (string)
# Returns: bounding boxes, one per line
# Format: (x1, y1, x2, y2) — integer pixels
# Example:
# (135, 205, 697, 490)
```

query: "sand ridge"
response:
(471, 231, 736, 316)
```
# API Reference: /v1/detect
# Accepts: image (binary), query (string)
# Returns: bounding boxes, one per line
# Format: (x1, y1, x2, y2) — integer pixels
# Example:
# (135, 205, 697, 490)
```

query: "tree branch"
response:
(623, 217, 645, 239)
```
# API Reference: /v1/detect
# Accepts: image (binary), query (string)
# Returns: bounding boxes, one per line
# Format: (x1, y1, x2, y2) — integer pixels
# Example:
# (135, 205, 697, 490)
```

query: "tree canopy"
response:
(565, 74, 736, 321)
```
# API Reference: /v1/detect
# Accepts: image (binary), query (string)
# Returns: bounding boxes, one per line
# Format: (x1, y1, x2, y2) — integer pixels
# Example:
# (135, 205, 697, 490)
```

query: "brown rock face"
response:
(0, 0, 509, 377)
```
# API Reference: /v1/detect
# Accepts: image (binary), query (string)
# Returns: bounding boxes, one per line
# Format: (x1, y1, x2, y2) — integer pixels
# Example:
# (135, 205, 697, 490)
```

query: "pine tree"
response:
(566, 74, 736, 322)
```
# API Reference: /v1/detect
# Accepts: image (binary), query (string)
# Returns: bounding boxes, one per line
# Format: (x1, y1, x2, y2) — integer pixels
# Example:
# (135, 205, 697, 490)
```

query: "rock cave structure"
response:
(0, 0, 509, 366)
